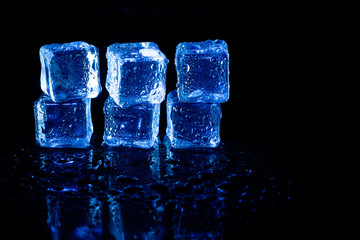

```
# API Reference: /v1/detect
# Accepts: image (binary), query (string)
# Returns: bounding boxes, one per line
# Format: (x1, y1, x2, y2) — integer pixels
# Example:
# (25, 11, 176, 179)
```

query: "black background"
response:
(0, 0, 354, 238)
(2, 1, 354, 144)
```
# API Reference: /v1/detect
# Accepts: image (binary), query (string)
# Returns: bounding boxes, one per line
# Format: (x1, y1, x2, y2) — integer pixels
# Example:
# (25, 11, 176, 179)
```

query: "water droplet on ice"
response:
(182, 64, 190, 72)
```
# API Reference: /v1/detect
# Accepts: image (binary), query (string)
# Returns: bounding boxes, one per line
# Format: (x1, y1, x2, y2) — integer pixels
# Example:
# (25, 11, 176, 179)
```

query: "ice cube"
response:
(175, 39, 229, 103)
(105, 42, 168, 107)
(34, 94, 93, 148)
(166, 90, 222, 149)
(103, 96, 160, 148)
(40, 41, 101, 102)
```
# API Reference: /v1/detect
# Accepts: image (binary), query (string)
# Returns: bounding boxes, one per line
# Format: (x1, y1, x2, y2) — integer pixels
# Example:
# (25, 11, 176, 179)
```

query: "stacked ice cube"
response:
(34, 41, 102, 148)
(103, 42, 168, 148)
(166, 40, 230, 148)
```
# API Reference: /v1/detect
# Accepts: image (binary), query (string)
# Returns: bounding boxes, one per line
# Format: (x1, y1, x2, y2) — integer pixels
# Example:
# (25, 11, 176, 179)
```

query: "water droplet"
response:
(182, 64, 190, 72)
(201, 136, 209, 142)
(211, 56, 218, 63)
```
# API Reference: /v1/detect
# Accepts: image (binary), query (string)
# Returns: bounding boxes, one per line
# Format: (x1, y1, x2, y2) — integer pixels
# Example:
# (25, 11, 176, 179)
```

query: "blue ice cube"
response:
(103, 96, 160, 148)
(34, 94, 93, 148)
(106, 42, 168, 107)
(166, 90, 222, 149)
(175, 39, 229, 103)
(40, 41, 101, 102)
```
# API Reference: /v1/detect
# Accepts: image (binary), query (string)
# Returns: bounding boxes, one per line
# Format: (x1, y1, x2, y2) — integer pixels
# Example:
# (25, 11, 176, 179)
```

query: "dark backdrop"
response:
(3, 1, 353, 143)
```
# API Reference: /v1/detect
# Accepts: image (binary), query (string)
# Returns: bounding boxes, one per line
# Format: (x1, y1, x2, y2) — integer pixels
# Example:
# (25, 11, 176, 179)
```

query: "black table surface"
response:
(0, 128, 350, 239)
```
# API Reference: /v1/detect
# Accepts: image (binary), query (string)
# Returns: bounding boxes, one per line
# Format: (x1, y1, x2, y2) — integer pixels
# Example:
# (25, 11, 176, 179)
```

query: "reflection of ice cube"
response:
(108, 197, 124, 240)
(34, 94, 93, 148)
(166, 90, 222, 149)
(105, 42, 168, 107)
(36, 148, 93, 192)
(173, 197, 224, 240)
(162, 145, 226, 240)
(46, 192, 127, 240)
(46, 195, 102, 240)
(104, 146, 160, 187)
(163, 141, 227, 180)
(40, 41, 101, 102)
(175, 39, 229, 103)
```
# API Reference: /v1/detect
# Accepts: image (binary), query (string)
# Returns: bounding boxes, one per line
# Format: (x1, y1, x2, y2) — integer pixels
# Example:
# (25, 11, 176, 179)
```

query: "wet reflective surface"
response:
(0, 135, 318, 239)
